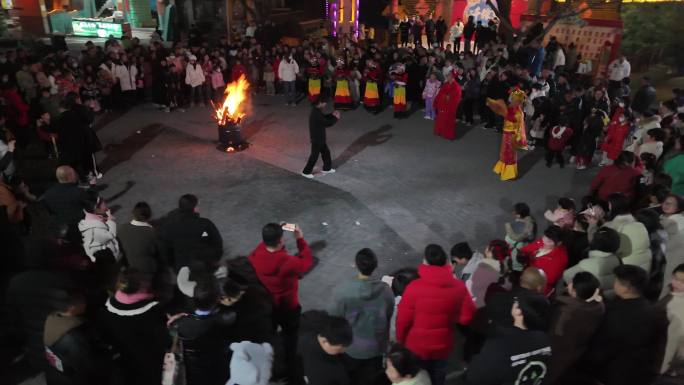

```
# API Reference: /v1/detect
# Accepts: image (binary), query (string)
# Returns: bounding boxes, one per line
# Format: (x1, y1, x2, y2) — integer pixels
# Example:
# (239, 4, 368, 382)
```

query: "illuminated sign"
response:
(72, 19, 125, 38)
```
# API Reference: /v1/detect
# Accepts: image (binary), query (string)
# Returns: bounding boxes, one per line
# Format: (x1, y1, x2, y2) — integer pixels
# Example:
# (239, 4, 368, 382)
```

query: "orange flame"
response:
(214, 74, 249, 125)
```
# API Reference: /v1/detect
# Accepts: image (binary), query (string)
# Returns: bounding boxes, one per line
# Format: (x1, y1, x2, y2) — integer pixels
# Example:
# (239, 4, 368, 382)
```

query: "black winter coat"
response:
(44, 316, 114, 385)
(6, 270, 74, 370)
(463, 326, 552, 385)
(157, 209, 223, 271)
(170, 310, 236, 385)
(97, 295, 170, 385)
(56, 109, 89, 166)
(298, 331, 350, 385)
(308, 107, 338, 144)
(40, 183, 91, 238)
(585, 297, 668, 385)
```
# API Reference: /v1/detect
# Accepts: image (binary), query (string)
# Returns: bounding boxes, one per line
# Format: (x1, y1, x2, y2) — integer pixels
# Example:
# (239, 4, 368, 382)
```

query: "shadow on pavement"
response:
(333, 124, 393, 169)
(98, 123, 165, 174)
(517, 148, 545, 179)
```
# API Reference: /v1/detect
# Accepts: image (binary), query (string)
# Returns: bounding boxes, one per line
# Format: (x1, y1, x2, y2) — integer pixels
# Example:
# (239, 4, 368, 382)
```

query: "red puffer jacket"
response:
(396, 264, 476, 360)
(521, 239, 568, 295)
(248, 238, 313, 311)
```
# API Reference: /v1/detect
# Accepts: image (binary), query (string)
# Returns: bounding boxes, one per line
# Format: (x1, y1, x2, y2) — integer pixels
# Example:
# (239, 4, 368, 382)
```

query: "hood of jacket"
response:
(460, 252, 484, 279)
(341, 276, 390, 300)
(418, 264, 458, 288)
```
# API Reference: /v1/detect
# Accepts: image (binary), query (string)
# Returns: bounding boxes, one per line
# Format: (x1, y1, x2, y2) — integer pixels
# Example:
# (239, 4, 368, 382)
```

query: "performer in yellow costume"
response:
(486, 87, 528, 181)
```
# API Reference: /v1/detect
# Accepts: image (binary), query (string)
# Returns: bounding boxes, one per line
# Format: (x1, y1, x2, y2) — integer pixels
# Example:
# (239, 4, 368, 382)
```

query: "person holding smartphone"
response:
(248, 222, 313, 385)
(302, 95, 340, 178)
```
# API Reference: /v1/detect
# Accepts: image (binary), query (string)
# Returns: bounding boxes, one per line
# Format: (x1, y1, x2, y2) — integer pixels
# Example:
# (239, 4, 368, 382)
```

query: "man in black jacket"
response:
(461, 294, 552, 385)
(158, 194, 223, 271)
(585, 265, 668, 385)
(298, 310, 353, 385)
(301, 97, 340, 179)
(435, 16, 447, 48)
(40, 166, 92, 243)
(424, 15, 436, 47)
(44, 290, 113, 385)
(632, 76, 657, 116)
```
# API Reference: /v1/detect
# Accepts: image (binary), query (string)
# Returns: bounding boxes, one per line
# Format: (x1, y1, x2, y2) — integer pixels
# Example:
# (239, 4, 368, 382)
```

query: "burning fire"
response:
(214, 74, 249, 125)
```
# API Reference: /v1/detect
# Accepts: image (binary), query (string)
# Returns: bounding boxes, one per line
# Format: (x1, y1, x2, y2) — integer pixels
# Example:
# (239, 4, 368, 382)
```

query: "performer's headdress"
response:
(508, 86, 526, 104)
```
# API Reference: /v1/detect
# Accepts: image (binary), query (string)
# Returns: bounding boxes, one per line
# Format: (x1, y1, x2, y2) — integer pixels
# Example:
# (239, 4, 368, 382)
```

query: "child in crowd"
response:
(263, 59, 275, 96)
(422, 71, 441, 120)
(544, 197, 576, 230)
(505, 202, 537, 269)
(600, 106, 631, 166)
(211, 65, 226, 102)
(546, 125, 574, 168)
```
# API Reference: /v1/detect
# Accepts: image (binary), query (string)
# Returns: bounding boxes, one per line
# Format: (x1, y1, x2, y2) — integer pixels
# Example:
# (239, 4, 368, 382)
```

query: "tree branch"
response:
(539, 4, 591, 37)
(485, 0, 519, 35)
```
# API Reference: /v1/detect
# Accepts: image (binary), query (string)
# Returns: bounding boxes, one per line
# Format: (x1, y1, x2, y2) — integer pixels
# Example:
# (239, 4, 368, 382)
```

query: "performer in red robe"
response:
(487, 87, 528, 181)
(433, 71, 462, 140)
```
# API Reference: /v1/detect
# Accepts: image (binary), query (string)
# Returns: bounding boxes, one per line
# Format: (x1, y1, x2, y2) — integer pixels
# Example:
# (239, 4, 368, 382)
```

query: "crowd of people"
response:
(1, 11, 684, 385)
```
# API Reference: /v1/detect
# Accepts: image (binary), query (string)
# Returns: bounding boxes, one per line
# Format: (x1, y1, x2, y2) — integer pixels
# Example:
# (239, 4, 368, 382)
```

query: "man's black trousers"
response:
(302, 142, 332, 174)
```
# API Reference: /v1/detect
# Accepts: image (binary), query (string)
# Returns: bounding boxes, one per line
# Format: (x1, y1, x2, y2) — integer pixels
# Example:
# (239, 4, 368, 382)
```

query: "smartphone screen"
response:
(282, 223, 296, 232)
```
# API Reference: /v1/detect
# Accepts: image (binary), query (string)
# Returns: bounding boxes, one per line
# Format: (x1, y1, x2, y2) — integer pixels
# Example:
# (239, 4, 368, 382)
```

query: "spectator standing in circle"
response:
(585, 265, 667, 385)
(249, 223, 313, 385)
(395, 244, 475, 385)
(329, 248, 394, 385)
(297, 310, 353, 385)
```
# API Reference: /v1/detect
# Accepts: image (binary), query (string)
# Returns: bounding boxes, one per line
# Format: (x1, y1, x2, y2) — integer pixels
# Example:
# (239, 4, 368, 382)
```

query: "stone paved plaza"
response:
(93, 94, 594, 310)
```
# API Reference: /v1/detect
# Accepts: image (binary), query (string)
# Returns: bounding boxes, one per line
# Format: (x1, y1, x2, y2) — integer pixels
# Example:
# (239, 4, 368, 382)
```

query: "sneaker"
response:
(95, 172, 103, 179)
(178, 108, 185, 113)
(301, 172, 314, 179)
(322, 169, 336, 174)
(569, 156, 576, 164)
(165, 107, 171, 113)
(577, 164, 587, 170)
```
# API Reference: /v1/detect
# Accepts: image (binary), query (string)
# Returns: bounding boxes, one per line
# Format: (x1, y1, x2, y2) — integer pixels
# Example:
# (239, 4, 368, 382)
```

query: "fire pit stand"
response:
(217, 118, 249, 153)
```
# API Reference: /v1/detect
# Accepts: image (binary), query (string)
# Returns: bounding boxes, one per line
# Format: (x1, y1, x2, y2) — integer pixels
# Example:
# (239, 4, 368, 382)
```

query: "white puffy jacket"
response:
(185, 63, 206, 87)
(78, 214, 120, 262)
